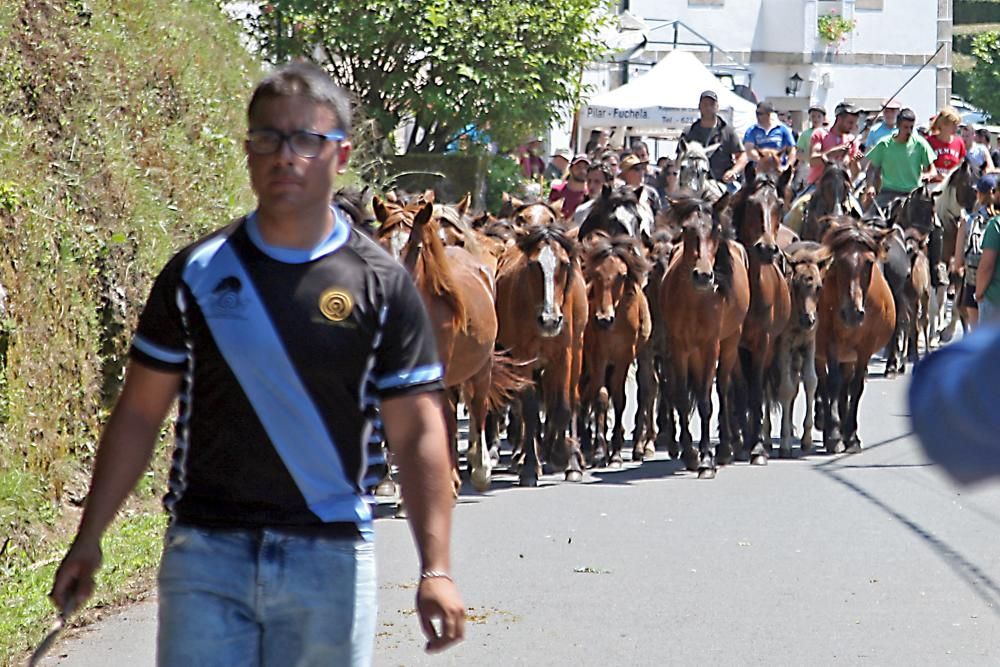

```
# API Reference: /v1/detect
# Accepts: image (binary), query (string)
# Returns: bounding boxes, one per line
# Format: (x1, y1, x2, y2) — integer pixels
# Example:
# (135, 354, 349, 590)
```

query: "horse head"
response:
(583, 234, 650, 329)
(667, 195, 729, 292)
(372, 195, 420, 259)
(733, 175, 781, 262)
(676, 140, 718, 194)
(784, 241, 831, 331)
(578, 184, 643, 241)
(896, 185, 938, 234)
(515, 215, 577, 337)
(821, 219, 894, 327)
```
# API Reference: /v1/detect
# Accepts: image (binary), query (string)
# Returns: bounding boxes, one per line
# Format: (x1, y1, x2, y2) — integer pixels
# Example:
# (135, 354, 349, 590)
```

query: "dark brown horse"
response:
(731, 175, 791, 464)
(816, 220, 896, 453)
(659, 196, 750, 478)
(495, 204, 588, 485)
(578, 234, 652, 467)
(801, 162, 855, 242)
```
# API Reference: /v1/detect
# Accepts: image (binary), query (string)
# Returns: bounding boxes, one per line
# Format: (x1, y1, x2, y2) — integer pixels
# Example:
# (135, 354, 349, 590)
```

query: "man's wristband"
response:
(420, 569, 453, 582)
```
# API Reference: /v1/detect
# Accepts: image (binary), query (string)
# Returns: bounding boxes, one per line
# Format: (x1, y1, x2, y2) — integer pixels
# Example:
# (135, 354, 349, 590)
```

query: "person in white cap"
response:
(545, 148, 572, 182)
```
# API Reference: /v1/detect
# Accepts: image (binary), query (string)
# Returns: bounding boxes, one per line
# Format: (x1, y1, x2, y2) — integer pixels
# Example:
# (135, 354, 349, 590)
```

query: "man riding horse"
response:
(681, 89, 748, 189)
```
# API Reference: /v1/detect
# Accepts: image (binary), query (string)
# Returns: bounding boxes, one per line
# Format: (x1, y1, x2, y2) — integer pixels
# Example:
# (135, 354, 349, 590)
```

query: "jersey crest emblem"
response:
(319, 287, 353, 322)
(209, 276, 246, 319)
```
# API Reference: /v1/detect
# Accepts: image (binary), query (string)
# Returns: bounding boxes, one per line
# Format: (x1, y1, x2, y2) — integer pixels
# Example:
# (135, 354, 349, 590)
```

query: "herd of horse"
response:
(344, 143, 979, 492)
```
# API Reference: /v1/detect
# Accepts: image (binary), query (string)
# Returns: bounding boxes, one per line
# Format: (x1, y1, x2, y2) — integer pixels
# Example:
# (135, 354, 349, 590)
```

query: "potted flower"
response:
(817, 10, 856, 44)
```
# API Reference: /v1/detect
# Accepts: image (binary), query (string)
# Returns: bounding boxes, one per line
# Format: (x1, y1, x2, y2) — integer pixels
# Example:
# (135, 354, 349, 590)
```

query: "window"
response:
(855, 0, 884, 9)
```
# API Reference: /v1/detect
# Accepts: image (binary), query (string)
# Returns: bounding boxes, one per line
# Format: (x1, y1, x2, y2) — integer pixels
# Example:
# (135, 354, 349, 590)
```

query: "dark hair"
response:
(587, 163, 613, 183)
(898, 108, 917, 124)
(631, 140, 649, 152)
(247, 61, 352, 135)
(977, 128, 991, 140)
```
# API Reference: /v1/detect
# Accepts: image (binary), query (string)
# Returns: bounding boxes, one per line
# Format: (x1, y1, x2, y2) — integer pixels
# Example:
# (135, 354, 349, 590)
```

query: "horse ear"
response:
(422, 189, 436, 204)
(634, 185, 645, 201)
(414, 201, 434, 228)
(471, 212, 492, 229)
(601, 183, 612, 200)
(704, 142, 721, 157)
(816, 249, 834, 273)
(713, 192, 732, 217)
(371, 195, 389, 223)
(384, 190, 399, 204)
(456, 192, 471, 216)
(508, 193, 525, 209)
(744, 161, 757, 184)
(677, 136, 688, 157)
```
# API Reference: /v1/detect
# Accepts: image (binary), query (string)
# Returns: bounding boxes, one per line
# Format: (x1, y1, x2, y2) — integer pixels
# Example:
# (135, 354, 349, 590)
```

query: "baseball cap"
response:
(620, 154, 648, 172)
(571, 153, 591, 166)
(835, 101, 860, 116)
(757, 101, 775, 114)
(977, 174, 997, 193)
(898, 108, 917, 123)
(883, 99, 902, 110)
(700, 90, 718, 101)
(551, 147, 572, 161)
(808, 104, 827, 115)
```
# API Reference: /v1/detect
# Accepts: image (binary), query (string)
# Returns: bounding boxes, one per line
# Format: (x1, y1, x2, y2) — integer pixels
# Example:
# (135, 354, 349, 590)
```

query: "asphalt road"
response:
(38, 368, 1000, 666)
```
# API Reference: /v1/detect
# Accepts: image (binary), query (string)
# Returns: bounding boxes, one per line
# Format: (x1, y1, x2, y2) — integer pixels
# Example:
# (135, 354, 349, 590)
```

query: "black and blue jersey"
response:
(130, 206, 442, 537)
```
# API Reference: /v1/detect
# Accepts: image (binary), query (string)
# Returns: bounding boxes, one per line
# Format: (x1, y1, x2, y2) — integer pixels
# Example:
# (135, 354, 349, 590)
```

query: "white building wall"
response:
(850, 0, 938, 55)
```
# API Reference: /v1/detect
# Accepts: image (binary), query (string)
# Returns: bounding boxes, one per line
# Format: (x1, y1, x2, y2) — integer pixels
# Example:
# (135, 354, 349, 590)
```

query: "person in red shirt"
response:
(807, 101, 862, 187)
(926, 106, 966, 176)
(548, 154, 590, 219)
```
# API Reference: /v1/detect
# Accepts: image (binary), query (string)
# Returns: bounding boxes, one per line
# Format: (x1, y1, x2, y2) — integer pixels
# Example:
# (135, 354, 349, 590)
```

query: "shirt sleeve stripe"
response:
(132, 334, 187, 365)
(374, 364, 443, 391)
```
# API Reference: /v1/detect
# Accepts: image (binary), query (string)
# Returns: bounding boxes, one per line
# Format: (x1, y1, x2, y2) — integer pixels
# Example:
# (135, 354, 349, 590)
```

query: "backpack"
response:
(964, 208, 992, 284)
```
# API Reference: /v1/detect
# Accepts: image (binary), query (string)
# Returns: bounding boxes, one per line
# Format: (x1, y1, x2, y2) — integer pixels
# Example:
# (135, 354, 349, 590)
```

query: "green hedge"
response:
(956, 0, 1000, 25)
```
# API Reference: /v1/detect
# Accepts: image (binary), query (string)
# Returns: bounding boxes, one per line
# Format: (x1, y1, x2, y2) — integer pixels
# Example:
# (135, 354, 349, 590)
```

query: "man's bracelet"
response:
(420, 570, 453, 582)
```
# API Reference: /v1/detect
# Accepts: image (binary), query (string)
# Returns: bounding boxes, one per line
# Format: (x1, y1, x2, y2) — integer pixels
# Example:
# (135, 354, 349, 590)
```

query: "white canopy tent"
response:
(580, 50, 757, 140)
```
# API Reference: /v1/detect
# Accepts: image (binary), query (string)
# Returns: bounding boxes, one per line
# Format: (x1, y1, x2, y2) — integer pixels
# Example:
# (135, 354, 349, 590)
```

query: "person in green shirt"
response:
(794, 105, 826, 183)
(975, 214, 1000, 322)
(864, 107, 938, 212)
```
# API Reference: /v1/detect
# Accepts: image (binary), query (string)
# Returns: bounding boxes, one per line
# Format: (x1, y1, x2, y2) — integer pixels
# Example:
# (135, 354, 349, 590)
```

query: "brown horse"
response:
(578, 234, 652, 467)
(372, 197, 526, 491)
(815, 220, 896, 453)
(801, 162, 855, 242)
(635, 230, 679, 460)
(773, 241, 831, 457)
(903, 226, 932, 362)
(495, 204, 588, 486)
(731, 175, 792, 464)
(659, 196, 750, 478)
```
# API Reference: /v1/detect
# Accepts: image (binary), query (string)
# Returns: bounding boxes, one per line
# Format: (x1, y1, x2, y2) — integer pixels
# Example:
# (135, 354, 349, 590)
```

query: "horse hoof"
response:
(735, 448, 751, 463)
(471, 469, 492, 493)
(830, 441, 846, 454)
(697, 467, 716, 480)
(682, 451, 700, 472)
(751, 454, 768, 466)
(801, 440, 813, 454)
(778, 446, 792, 459)
(565, 469, 583, 483)
(644, 444, 656, 460)
(716, 445, 734, 466)
(519, 474, 539, 488)
(668, 445, 681, 460)
(632, 446, 645, 462)
(609, 459, 623, 469)
(394, 504, 408, 519)
(488, 447, 501, 466)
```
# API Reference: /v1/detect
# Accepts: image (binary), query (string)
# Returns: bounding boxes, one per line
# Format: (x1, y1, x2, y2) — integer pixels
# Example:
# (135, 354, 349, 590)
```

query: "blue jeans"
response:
(157, 523, 376, 667)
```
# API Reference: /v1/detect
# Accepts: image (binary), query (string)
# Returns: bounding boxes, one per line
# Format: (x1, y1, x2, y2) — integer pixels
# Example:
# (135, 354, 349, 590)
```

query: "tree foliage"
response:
(969, 31, 1000, 121)
(243, 1, 611, 153)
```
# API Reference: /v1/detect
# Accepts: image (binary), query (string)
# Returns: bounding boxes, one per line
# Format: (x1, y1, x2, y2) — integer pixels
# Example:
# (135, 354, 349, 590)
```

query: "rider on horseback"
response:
(864, 108, 938, 212)
(682, 89, 748, 185)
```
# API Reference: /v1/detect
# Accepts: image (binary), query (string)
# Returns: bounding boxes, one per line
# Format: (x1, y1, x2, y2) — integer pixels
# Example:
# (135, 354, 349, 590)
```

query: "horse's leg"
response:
(821, 350, 844, 454)
(672, 353, 697, 471)
(716, 335, 740, 466)
(485, 408, 503, 466)
(508, 399, 525, 474)
(732, 350, 751, 462)
(609, 363, 629, 467)
(633, 345, 655, 461)
(845, 360, 869, 451)
(518, 386, 542, 487)
(696, 345, 719, 480)
(776, 343, 797, 458)
(655, 353, 679, 459)
(595, 386, 611, 467)
(884, 319, 901, 377)
(543, 351, 584, 482)
(801, 341, 818, 454)
(747, 344, 769, 466)
(466, 371, 493, 492)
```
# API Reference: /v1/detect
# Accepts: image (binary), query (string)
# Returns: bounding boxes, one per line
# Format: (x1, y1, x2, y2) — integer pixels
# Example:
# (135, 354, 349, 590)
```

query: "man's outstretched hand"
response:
(416, 577, 465, 653)
(50, 537, 102, 611)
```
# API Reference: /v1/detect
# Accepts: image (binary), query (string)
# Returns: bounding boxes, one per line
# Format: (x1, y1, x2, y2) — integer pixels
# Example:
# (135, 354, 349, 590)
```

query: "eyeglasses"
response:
(246, 128, 347, 158)
(667, 171, 679, 176)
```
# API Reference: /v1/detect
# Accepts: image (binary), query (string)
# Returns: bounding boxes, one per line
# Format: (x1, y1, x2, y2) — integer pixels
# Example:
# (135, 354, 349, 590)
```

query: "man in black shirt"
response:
(682, 90, 748, 184)
(51, 62, 464, 665)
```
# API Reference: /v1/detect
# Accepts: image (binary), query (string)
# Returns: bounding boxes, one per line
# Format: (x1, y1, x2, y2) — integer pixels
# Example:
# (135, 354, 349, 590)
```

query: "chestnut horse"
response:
(578, 234, 652, 467)
(815, 220, 896, 454)
(659, 196, 750, 478)
(495, 204, 588, 486)
(371, 197, 526, 491)
(731, 175, 791, 465)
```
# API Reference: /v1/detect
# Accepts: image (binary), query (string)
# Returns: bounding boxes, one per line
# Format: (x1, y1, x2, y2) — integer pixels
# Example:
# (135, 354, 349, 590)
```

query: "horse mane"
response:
(434, 202, 482, 255)
(822, 219, 881, 255)
(663, 194, 714, 226)
(731, 175, 778, 244)
(584, 235, 651, 285)
(334, 187, 376, 236)
(517, 221, 576, 258)
(579, 185, 640, 238)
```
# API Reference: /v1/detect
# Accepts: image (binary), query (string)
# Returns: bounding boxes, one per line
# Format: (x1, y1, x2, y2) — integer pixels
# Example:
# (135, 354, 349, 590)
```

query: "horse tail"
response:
(486, 350, 534, 412)
(413, 215, 469, 334)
